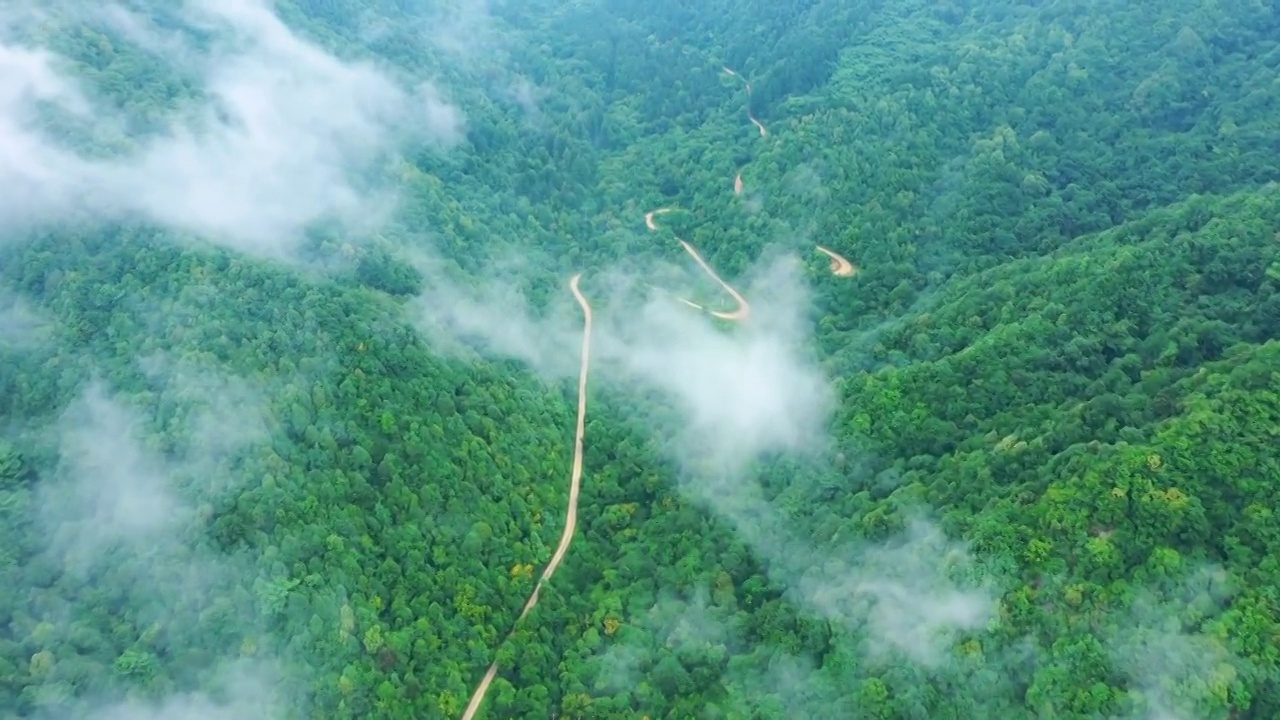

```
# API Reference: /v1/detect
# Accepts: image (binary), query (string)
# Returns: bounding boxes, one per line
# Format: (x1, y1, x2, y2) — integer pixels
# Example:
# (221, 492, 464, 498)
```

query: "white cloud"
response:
(409, 244, 995, 667)
(41, 359, 267, 574)
(593, 257, 833, 475)
(75, 660, 285, 720)
(0, 0, 465, 259)
(504, 75, 547, 121)
(424, 0, 500, 63)
(27, 366, 286, 720)
(1105, 567, 1247, 720)
(0, 288, 52, 348)
(796, 518, 994, 666)
(411, 248, 835, 471)
(45, 382, 189, 562)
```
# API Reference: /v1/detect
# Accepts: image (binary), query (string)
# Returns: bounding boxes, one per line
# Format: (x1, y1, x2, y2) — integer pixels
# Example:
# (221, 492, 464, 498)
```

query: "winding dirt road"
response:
(639, 66, 855, 321)
(724, 66, 768, 137)
(643, 207, 752, 321)
(816, 245, 857, 276)
(678, 240, 751, 321)
(459, 65, 857, 720)
(459, 275, 592, 720)
(722, 66, 858, 278)
(644, 208, 671, 231)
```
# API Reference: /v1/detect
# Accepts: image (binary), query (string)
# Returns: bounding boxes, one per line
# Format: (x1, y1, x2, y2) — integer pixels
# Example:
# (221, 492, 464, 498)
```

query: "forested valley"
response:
(2, 0, 1280, 718)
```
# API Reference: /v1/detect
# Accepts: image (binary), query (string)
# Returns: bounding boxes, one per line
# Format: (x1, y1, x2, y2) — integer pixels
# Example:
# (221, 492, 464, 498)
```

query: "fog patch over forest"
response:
(19, 360, 297, 720)
(1104, 567, 1252, 720)
(0, 0, 463, 260)
(1, 0, 1278, 716)
(61, 661, 284, 720)
(409, 239, 997, 672)
(0, 289, 51, 349)
(410, 243, 835, 470)
(587, 543, 1245, 718)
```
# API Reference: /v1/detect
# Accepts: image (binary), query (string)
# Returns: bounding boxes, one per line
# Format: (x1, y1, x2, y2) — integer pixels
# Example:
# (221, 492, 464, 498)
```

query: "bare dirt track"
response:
(723, 66, 768, 137)
(678, 239, 751, 321)
(458, 65, 858, 720)
(642, 207, 751, 321)
(644, 207, 671, 231)
(459, 275, 592, 720)
(816, 245, 857, 276)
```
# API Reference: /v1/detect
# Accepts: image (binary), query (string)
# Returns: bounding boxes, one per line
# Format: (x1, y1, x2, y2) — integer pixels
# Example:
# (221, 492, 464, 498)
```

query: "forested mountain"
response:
(2, 1, 1280, 719)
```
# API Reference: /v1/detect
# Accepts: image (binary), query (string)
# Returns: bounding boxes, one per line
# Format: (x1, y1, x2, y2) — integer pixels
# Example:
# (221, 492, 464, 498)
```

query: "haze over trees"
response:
(2, 0, 1279, 718)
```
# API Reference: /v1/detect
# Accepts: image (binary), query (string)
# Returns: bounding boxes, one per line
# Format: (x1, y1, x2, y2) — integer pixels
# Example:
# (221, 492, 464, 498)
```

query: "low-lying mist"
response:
(0, 0, 463, 260)
(13, 358, 299, 720)
(407, 237, 999, 672)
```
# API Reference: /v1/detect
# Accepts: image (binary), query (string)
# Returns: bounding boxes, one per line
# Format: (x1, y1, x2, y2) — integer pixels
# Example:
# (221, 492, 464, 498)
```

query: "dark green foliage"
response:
(3, 1, 1280, 719)
(355, 248, 426, 297)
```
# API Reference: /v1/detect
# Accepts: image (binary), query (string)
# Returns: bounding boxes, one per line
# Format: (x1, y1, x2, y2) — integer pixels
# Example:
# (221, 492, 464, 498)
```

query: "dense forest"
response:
(2, 0, 1280, 718)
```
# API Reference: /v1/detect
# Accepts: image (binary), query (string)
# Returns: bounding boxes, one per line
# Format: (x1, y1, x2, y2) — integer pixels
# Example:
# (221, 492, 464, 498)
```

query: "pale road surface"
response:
(677, 239, 751, 321)
(458, 275, 593, 720)
(723, 66, 768, 137)
(816, 245, 857, 276)
(644, 207, 671, 231)
(459, 64, 859, 719)
(642, 206, 752, 320)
